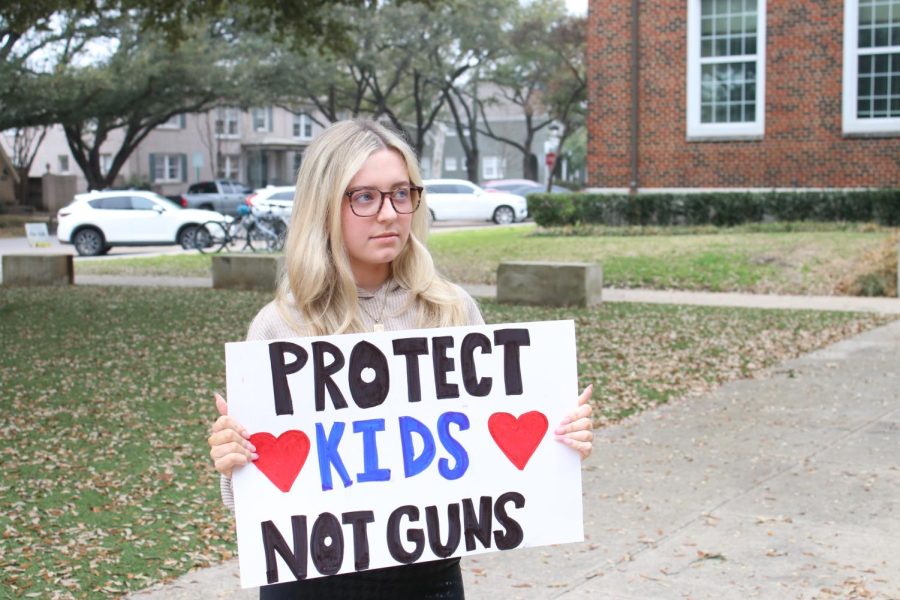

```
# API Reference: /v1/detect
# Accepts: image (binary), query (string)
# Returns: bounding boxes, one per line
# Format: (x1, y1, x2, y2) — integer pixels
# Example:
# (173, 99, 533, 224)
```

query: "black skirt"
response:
(259, 558, 464, 600)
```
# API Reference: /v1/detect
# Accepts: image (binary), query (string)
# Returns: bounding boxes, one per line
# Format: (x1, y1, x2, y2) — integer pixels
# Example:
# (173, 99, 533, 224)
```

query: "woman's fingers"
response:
(215, 392, 228, 417)
(558, 436, 592, 459)
(208, 393, 256, 477)
(555, 415, 593, 436)
(555, 384, 595, 460)
(578, 383, 593, 406)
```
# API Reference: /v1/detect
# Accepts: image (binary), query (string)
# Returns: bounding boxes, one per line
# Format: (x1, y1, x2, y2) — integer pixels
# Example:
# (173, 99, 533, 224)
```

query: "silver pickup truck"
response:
(178, 180, 252, 216)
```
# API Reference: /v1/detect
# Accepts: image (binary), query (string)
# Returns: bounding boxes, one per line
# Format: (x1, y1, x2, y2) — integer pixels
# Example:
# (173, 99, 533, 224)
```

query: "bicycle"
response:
(194, 207, 287, 253)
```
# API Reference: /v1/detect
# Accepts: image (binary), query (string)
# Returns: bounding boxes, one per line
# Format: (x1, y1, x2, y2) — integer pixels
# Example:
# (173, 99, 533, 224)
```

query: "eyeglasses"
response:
(344, 185, 423, 217)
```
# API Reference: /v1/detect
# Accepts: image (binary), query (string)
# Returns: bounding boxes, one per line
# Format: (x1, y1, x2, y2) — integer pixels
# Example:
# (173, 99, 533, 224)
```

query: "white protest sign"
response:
(24, 223, 51, 247)
(225, 320, 583, 588)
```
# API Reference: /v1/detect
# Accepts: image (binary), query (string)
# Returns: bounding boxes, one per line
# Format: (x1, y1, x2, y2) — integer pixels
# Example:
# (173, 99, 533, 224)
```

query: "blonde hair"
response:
(276, 119, 469, 336)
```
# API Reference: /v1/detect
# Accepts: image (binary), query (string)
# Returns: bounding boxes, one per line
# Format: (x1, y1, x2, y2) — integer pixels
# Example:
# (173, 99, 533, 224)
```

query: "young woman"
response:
(208, 119, 594, 599)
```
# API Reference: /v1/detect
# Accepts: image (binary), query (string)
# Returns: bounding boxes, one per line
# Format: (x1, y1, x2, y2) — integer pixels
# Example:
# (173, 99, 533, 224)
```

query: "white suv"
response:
(57, 190, 227, 256)
(423, 179, 528, 224)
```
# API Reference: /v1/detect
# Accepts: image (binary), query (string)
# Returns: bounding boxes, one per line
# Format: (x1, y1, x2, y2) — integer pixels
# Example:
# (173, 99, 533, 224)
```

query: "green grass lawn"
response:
(0, 285, 892, 597)
(73, 225, 894, 296)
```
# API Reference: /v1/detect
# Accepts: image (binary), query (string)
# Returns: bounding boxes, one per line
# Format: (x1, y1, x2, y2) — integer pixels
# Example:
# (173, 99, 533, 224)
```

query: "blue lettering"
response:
(437, 412, 470, 480)
(353, 419, 391, 482)
(315, 422, 353, 491)
(399, 416, 436, 478)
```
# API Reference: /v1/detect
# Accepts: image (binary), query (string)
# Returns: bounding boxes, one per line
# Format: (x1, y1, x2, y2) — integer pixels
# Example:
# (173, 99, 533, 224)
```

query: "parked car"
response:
(423, 179, 528, 224)
(179, 179, 253, 215)
(245, 185, 296, 219)
(57, 190, 227, 256)
(481, 178, 568, 195)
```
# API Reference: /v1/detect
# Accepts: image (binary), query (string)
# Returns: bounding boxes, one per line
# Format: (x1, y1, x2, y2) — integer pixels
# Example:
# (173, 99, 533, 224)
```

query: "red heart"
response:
(249, 430, 311, 493)
(488, 411, 549, 470)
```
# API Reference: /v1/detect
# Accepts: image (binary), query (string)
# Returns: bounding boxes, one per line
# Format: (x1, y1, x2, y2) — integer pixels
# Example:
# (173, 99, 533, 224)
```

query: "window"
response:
(482, 156, 505, 179)
(157, 114, 185, 130)
(89, 196, 131, 210)
(252, 107, 271, 132)
(445, 157, 458, 171)
(58, 155, 70, 173)
(188, 182, 216, 194)
(131, 196, 157, 210)
(100, 154, 112, 176)
(687, 0, 766, 139)
(292, 113, 313, 139)
(843, 0, 900, 134)
(292, 151, 303, 176)
(216, 153, 240, 180)
(215, 107, 240, 137)
(426, 184, 457, 194)
(151, 154, 184, 183)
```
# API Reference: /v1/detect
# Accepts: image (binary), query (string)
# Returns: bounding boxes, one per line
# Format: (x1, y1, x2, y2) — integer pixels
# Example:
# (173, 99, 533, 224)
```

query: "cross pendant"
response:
(374, 322, 384, 332)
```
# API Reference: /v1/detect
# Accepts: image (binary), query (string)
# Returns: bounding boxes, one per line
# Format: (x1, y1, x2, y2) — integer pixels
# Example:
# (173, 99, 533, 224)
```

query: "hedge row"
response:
(526, 189, 900, 227)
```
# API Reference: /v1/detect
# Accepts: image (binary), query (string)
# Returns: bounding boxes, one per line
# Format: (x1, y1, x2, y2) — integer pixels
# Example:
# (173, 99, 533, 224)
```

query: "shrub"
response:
(527, 189, 900, 228)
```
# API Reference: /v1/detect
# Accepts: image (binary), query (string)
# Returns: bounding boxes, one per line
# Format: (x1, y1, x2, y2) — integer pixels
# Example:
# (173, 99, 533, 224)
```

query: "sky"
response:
(565, 0, 587, 16)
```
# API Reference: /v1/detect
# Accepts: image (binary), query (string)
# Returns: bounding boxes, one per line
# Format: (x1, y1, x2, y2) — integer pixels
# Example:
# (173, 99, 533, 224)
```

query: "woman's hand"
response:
(208, 393, 258, 478)
(555, 384, 594, 461)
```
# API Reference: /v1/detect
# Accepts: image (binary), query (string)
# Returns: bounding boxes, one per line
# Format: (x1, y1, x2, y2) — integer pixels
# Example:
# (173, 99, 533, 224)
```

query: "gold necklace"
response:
(360, 282, 388, 332)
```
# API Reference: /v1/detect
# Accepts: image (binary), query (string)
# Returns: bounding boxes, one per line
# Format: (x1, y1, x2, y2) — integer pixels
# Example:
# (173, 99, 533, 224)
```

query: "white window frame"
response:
(58, 155, 70, 173)
(215, 107, 241, 138)
(292, 113, 313, 139)
(157, 114, 184, 130)
(445, 156, 458, 171)
(217, 153, 240, 180)
(252, 107, 271, 133)
(482, 156, 505, 179)
(154, 154, 182, 183)
(843, 0, 900, 135)
(686, 0, 767, 140)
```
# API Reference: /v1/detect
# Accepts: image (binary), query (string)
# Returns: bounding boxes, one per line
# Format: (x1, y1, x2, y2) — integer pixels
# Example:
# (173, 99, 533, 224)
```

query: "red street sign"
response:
(545, 152, 556, 167)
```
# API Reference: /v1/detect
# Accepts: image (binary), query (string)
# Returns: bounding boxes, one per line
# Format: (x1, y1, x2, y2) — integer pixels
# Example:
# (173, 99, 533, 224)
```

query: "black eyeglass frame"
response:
(343, 185, 424, 217)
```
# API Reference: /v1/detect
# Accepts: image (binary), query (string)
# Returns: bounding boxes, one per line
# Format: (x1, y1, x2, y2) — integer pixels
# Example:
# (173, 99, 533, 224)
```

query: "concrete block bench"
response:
(1, 254, 73, 286)
(496, 261, 602, 307)
(211, 254, 284, 292)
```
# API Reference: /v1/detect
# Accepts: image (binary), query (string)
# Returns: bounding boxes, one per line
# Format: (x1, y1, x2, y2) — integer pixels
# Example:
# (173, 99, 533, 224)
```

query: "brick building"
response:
(587, 0, 899, 192)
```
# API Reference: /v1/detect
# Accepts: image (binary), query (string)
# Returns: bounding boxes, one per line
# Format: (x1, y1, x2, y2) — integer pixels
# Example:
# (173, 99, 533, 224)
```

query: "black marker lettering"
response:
(460, 333, 492, 396)
(462, 496, 493, 551)
(310, 512, 344, 575)
(493, 329, 531, 395)
(342, 511, 375, 571)
(493, 491, 525, 550)
(260, 516, 308, 583)
(392, 337, 428, 403)
(432, 336, 459, 399)
(312, 341, 347, 411)
(268, 342, 308, 415)
(425, 503, 461, 558)
(387, 505, 424, 564)
(348, 341, 389, 409)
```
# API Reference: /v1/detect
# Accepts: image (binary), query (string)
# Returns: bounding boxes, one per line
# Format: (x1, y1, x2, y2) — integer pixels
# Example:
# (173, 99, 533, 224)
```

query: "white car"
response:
(423, 179, 528, 224)
(246, 185, 296, 219)
(57, 190, 227, 256)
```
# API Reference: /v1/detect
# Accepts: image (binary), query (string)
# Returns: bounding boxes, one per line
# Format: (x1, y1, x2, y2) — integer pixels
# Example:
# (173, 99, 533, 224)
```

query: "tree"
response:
(2, 126, 47, 204)
(542, 14, 586, 190)
(474, 0, 583, 183)
(17, 14, 262, 190)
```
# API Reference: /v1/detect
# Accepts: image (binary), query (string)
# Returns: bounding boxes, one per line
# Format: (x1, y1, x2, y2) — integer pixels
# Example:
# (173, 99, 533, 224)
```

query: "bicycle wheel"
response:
(196, 221, 228, 253)
(272, 221, 287, 252)
(246, 223, 278, 252)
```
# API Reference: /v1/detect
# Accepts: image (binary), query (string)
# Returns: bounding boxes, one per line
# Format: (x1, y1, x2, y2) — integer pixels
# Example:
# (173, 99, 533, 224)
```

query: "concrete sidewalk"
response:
(129, 319, 900, 599)
(73, 274, 900, 315)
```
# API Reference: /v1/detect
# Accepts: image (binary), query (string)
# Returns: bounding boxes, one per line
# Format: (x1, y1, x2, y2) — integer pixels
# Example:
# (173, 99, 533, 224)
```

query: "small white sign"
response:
(225, 320, 584, 588)
(24, 223, 51, 247)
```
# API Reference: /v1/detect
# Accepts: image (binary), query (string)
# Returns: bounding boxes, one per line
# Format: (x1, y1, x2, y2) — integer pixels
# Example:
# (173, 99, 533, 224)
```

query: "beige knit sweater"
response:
(220, 280, 484, 510)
